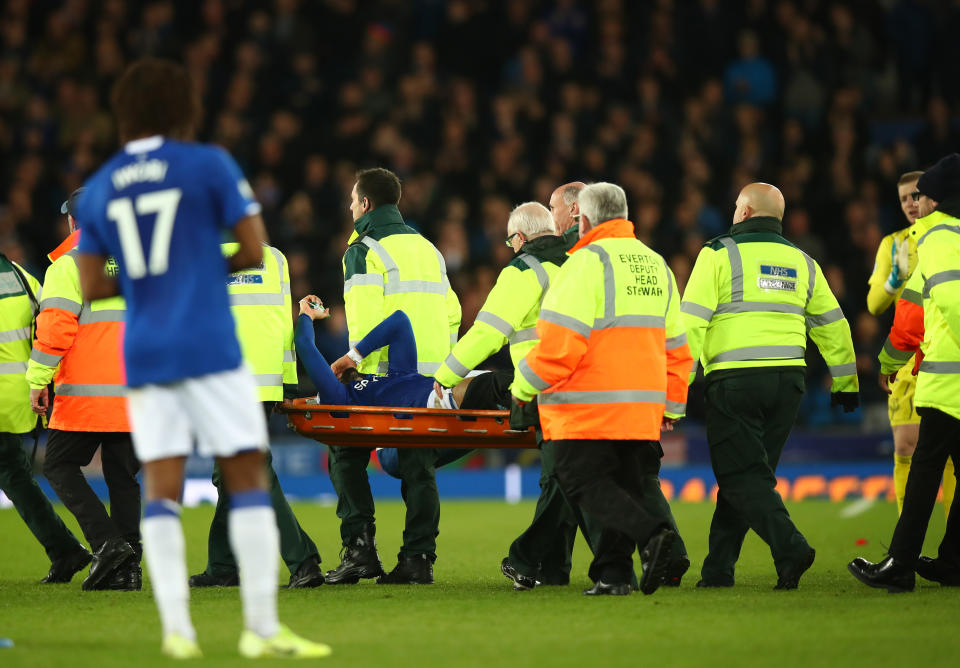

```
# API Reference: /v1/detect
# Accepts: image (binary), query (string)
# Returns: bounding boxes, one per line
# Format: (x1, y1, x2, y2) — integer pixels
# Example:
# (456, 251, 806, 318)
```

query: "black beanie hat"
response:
(917, 153, 960, 202)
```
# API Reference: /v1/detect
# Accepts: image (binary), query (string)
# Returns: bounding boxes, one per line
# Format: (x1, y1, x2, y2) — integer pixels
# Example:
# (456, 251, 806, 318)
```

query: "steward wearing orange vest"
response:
(25, 190, 141, 591)
(512, 183, 693, 596)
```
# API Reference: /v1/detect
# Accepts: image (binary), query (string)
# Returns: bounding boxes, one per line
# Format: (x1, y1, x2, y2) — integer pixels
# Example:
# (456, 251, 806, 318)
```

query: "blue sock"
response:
(230, 489, 270, 510)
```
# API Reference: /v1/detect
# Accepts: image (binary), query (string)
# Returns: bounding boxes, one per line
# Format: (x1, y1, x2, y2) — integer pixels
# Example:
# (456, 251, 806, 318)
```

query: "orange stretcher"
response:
(280, 397, 536, 449)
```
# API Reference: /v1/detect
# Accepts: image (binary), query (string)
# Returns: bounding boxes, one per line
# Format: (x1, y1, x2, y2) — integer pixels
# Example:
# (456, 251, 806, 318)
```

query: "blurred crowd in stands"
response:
(2, 0, 959, 428)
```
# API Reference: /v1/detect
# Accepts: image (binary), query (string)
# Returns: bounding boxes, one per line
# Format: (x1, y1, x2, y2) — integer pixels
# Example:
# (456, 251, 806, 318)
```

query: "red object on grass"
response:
(855, 538, 869, 546)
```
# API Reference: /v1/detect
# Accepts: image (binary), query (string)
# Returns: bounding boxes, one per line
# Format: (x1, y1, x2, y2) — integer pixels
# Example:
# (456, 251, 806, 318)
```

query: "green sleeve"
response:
(435, 265, 535, 387)
(806, 260, 858, 393)
(679, 247, 719, 384)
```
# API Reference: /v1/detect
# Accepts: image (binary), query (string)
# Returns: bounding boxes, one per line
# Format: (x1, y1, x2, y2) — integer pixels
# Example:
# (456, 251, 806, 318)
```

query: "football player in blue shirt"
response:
(74, 59, 329, 660)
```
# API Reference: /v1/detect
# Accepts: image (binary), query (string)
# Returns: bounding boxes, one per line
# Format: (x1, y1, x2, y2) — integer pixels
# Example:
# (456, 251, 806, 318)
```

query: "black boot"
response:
(915, 556, 960, 586)
(377, 553, 434, 585)
(82, 537, 135, 591)
(288, 555, 325, 588)
(324, 531, 384, 584)
(102, 558, 142, 591)
(188, 571, 239, 587)
(663, 556, 690, 587)
(583, 581, 631, 596)
(638, 528, 675, 595)
(40, 549, 92, 584)
(775, 547, 816, 590)
(847, 556, 915, 593)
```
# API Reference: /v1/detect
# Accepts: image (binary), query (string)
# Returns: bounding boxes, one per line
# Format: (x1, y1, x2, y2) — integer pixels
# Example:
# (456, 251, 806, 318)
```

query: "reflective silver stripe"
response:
(806, 307, 845, 328)
(924, 270, 960, 296)
(281, 283, 291, 295)
(918, 224, 960, 247)
(901, 288, 922, 305)
(450, 332, 458, 345)
(30, 349, 62, 366)
(802, 252, 816, 306)
(539, 389, 666, 405)
(585, 244, 615, 320)
(595, 314, 665, 329)
(882, 338, 914, 361)
(442, 353, 471, 378)
(539, 309, 591, 338)
(39, 296, 82, 315)
(663, 257, 674, 316)
(78, 309, 125, 324)
(517, 253, 550, 298)
(229, 293, 285, 306)
(377, 361, 389, 374)
(0, 327, 31, 344)
(919, 361, 960, 374)
(267, 245, 286, 284)
(690, 360, 700, 376)
(384, 280, 448, 296)
(509, 328, 538, 344)
(665, 400, 686, 415)
(283, 350, 296, 363)
(665, 332, 688, 350)
(518, 357, 550, 391)
(829, 362, 857, 377)
(680, 301, 714, 321)
(349, 340, 360, 348)
(417, 362, 440, 375)
(719, 238, 743, 301)
(254, 373, 283, 387)
(360, 236, 450, 297)
(715, 302, 804, 316)
(709, 345, 806, 364)
(344, 273, 385, 291)
(55, 383, 127, 397)
(0, 361, 28, 374)
(476, 311, 514, 338)
(0, 271, 20, 295)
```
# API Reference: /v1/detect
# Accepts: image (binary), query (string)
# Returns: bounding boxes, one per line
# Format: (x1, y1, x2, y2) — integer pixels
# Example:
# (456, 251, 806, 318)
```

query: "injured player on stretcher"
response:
(293, 296, 513, 476)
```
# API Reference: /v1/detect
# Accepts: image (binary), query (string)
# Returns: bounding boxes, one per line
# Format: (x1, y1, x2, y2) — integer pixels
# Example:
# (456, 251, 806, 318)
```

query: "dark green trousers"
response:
(0, 432, 84, 562)
(701, 369, 811, 584)
(204, 449, 319, 576)
(328, 445, 439, 558)
(508, 436, 686, 584)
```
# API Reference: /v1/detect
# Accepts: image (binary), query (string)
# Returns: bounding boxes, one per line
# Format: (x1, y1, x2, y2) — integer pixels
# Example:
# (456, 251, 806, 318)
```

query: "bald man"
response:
(681, 183, 858, 589)
(548, 182, 587, 248)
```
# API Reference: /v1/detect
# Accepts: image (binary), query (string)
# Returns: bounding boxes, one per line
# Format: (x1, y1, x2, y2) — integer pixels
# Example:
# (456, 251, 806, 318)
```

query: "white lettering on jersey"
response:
(111, 159, 169, 191)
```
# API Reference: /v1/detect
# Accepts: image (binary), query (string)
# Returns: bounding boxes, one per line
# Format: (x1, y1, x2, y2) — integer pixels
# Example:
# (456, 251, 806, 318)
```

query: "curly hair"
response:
(111, 58, 202, 143)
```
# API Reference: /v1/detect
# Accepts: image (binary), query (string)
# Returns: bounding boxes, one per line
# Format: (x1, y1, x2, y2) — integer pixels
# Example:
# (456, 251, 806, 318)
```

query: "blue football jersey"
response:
(76, 136, 261, 387)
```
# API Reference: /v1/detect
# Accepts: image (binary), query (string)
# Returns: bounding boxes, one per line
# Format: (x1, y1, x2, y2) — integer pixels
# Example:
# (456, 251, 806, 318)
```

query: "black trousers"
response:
(701, 370, 811, 583)
(43, 430, 141, 552)
(552, 438, 672, 585)
(890, 407, 960, 569)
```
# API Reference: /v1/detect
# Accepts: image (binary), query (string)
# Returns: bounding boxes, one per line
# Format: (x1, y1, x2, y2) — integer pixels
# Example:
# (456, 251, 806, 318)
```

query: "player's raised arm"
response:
(228, 214, 268, 273)
(77, 253, 119, 301)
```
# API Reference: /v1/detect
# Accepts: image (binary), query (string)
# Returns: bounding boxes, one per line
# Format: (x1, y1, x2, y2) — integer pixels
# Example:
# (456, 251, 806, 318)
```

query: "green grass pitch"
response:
(0, 499, 955, 667)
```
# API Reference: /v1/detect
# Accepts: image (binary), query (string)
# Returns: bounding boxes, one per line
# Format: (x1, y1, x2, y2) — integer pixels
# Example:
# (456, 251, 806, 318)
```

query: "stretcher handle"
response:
(278, 399, 514, 420)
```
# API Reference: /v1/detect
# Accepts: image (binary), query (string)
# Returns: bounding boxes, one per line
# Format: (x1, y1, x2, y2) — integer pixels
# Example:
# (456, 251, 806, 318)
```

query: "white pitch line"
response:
(840, 497, 876, 518)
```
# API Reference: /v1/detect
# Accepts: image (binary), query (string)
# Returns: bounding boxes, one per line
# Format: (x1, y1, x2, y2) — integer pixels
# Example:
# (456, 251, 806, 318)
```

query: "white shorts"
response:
(427, 387, 458, 410)
(126, 365, 268, 463)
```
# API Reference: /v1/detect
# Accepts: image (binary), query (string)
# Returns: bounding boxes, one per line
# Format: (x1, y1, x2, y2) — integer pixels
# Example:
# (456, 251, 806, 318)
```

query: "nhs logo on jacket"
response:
(757, 264, 797, 292)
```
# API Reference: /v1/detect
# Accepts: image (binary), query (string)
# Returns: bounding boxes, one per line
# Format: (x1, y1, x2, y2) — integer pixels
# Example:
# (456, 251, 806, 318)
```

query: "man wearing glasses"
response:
(867, 171, 955, 519)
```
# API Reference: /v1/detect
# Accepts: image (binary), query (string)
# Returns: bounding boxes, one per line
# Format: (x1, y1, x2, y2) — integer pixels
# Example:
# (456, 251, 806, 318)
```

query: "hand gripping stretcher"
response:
(281, 397, 536, 449)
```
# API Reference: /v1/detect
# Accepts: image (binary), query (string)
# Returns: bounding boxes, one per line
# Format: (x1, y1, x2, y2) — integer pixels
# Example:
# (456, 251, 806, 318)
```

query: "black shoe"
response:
(102, 559, 142, 591)
(40, 549, 92, 584)
(188, 571, 239, 587)
(663, 556, 690, 587)
(583, 581, 632, 596)
(915, 556, 960, 586)
(775, 548, 816, 590)
(500, 558, 537, 591)
(847, 556, 915, 593)
(377, 553, 434, 585)
(82, 537, 135, 591)
(639, 528, 675, 595)
(696, 579, 734, 588)
(288, 556, 325, 588)
(324, 531, 385, 585)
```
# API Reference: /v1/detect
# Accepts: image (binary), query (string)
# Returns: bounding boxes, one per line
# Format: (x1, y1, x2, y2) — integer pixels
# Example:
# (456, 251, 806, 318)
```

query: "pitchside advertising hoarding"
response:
(2, 428, 941, 508)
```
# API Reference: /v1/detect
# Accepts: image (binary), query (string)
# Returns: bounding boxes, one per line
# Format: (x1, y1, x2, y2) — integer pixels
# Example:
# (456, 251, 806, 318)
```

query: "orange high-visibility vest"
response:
(512, 219, 693, 441)
(26, 230, 128, 432)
